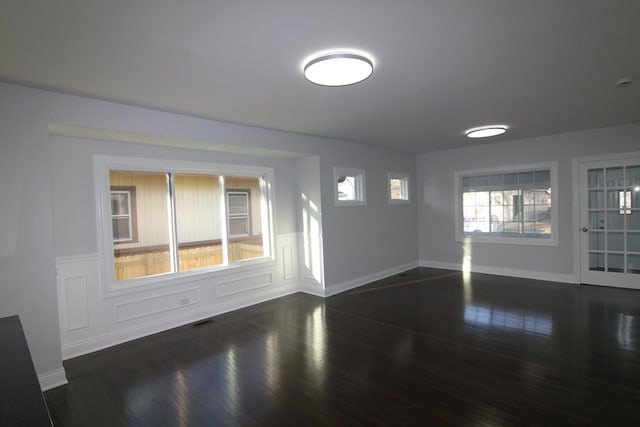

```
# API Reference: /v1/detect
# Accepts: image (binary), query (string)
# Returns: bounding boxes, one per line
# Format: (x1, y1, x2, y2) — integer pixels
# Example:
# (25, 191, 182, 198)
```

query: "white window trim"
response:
(388, 172, 411, 204)
(454, 162, 559, 246)
(334, 167, 366, 206)
(94, 155, 276, 297)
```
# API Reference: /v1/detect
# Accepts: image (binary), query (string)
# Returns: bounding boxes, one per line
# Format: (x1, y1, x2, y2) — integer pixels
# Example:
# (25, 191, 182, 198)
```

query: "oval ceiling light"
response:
(465, 125, 508, 139)
(304, 53, 373, 86)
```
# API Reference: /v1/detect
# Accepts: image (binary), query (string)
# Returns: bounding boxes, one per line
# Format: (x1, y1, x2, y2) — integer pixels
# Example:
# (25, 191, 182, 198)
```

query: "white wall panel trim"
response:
(38, 368, 68, 391)
(61, 285, 298, 360)
(113, 288, 199, 323)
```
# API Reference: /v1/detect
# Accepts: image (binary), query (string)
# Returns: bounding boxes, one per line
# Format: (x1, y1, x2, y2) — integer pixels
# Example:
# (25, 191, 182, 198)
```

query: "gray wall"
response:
(49, 135, 298, 257)
(0, 82, 418, 379)
(417, 123, 640, 278)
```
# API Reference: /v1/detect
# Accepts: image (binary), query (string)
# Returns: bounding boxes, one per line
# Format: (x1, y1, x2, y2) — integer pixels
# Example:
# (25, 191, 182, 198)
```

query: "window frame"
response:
(454, 162, 558, 246)
(388, 172, 410, 204)
(94, 155, 275, 296)
(334, 167, 366, 206)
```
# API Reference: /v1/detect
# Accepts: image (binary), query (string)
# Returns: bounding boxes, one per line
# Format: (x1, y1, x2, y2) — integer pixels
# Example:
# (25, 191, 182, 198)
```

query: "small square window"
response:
(334, 167, 366, 206)
(388, 173, 410, 204)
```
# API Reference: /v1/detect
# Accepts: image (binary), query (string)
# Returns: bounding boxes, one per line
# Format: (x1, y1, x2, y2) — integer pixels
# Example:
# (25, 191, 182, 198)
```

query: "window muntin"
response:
(334, 167, 366, 206)
(388, 173, 410, 203)
(456, 164, 557, 245)
(99, 158, 273, 289)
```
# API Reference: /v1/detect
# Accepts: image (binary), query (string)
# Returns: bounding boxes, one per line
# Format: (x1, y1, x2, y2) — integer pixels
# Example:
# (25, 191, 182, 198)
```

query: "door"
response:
(580, 158, 640, 288)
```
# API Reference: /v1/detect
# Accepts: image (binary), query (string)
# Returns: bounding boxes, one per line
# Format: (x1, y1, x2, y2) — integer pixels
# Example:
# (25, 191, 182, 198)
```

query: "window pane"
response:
(460, 167, 553, 239)
(229, 217, 249, 236)
(227, 192, 249, 215)
(112, 218, 131, 241)
(337, 176, 356, 200)
(588, 169, 604, 188)
(111, 193, 130, 215)
(174, 174, 224, 272)
(606, 167, 624, 188)
(389, 178, 407, 200)
(110, 171, 171, 281)
(226, 176, 265, 262)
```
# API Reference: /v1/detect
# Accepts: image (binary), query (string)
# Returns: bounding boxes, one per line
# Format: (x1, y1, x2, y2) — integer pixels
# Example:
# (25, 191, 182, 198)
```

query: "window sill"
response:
(456, 234, 558, 247)
(335, 200, 367, 207)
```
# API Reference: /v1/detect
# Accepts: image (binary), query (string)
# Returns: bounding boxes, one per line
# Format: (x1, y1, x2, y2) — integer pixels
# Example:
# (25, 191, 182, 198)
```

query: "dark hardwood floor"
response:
(45, 268, 640, 426)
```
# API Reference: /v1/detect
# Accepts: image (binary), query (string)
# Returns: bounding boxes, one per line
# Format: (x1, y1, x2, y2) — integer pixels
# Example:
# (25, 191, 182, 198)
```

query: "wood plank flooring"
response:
(45, 268, 640, 426)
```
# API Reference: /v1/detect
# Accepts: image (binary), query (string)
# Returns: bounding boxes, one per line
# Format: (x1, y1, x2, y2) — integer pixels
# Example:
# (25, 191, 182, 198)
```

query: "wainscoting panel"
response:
(114, 288, 198, 323)
(55, 233, 301, 360)
(215, 273, 273, 298)
(63, 275, 89, 331)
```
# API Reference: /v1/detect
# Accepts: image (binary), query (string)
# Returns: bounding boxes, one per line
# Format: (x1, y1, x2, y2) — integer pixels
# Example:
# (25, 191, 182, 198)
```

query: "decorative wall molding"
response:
(56, 253, 100, 266)
(38, 368, 68, 391)
(56, 232, 302, 359)
(114, 288, 199, 323)
(61, 284, 298, 360)
(215, 273, 273, 298)
(63, 275, 89, 331)
(419, 260, 579, 284)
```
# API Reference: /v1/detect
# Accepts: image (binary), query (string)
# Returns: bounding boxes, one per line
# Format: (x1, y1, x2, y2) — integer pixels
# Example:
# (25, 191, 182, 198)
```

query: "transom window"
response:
(334, 167, 366, 206)
(455, 163, 558, 245)
(95, 156, 274, 291)
(388, 172, 410, 204)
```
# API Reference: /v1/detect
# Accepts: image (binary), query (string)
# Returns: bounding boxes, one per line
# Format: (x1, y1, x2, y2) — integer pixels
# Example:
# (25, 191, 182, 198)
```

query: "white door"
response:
(580, 158, 640, 289)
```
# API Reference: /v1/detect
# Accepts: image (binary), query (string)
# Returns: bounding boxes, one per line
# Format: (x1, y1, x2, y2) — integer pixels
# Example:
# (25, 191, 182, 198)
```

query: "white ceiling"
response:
(2, 0, 639, 152)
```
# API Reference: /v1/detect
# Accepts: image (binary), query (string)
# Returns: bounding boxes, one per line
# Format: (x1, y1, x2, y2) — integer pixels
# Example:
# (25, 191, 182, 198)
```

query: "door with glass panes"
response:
(580, 158, 640, 288)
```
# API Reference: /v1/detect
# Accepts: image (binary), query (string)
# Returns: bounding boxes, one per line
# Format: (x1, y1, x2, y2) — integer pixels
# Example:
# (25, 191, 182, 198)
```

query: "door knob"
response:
(582, 227, 588, 232)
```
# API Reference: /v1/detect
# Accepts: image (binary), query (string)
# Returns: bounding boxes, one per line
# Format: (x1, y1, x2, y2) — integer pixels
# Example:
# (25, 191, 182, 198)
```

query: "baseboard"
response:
(298, 279, 325, 297)
(419, 260, 579, 284)
(324, 261, 420, 297)
(61, 285, 298, 360)
(38, 367, 68, 391)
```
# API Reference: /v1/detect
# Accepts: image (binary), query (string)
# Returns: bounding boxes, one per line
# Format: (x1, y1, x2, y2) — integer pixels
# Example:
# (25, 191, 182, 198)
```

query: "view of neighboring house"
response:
(110, 171, 264, 280)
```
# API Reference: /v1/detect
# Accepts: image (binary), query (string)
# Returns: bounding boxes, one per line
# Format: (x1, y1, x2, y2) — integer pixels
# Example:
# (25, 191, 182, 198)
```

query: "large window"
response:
(96, 156, 273, 290)
(455, 163, 557, 245)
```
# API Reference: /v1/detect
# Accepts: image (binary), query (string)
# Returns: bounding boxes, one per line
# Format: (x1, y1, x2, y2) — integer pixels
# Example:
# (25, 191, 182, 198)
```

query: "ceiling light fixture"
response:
(304, 53, 373, 86)
(465, 125, 508, 139)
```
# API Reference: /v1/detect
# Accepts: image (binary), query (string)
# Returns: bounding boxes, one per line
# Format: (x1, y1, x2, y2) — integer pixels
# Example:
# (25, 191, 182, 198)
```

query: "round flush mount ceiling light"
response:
(465, 125, 508, 139)
(304, 53, 373, 86)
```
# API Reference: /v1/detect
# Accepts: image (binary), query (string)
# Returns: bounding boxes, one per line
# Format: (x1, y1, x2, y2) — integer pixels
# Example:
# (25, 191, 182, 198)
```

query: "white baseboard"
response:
(38, 367, 68, 391)
(62, 285, 298, 360)
(419, 260, 578, 284)
(324, 261, 420, 297)
(298, 282, 325, 297)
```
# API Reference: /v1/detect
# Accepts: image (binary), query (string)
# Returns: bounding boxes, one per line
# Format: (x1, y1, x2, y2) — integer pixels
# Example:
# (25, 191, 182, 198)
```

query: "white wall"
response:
(0, 82, 418, 388)
(417, 123, 640, 282)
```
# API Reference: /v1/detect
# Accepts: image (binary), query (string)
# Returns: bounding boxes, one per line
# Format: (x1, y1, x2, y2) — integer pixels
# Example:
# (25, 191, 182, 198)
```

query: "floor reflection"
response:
(464, 304, 553, 336)
(617, 313, 635, 351)
(225, 345, 239, 416)
(305, 305, 327, 391)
